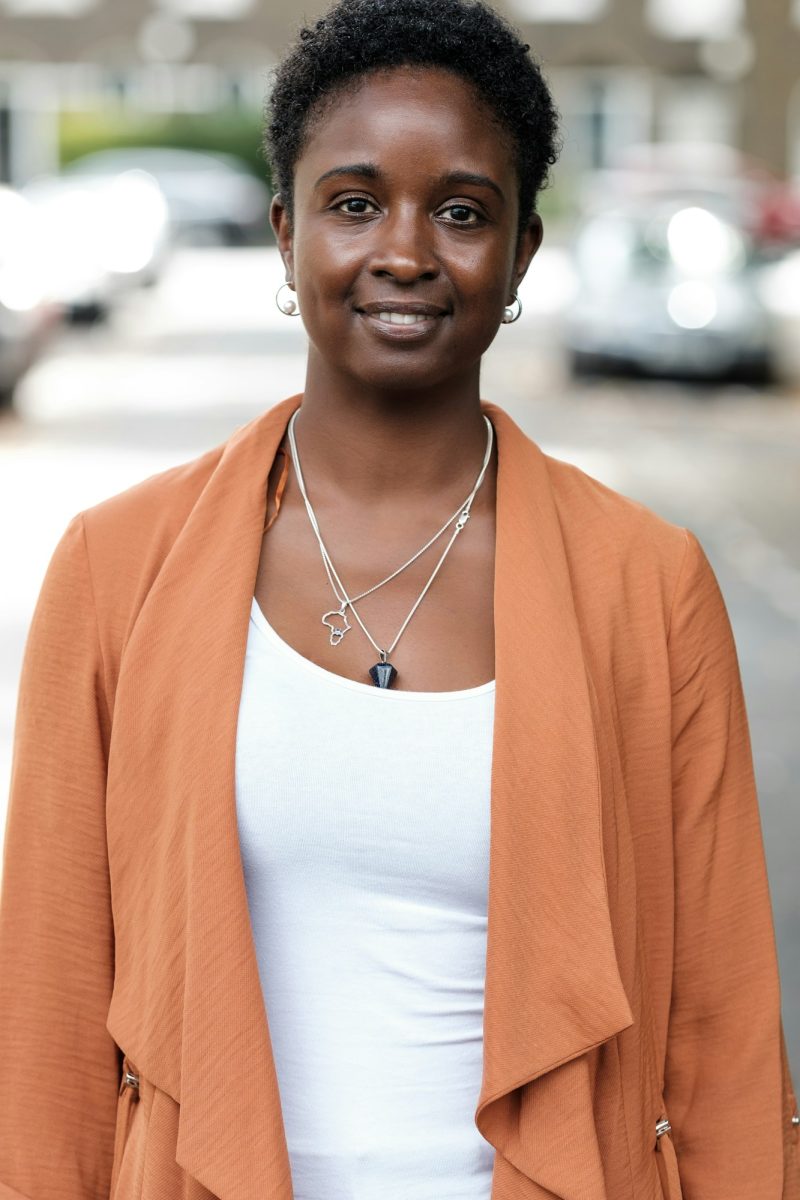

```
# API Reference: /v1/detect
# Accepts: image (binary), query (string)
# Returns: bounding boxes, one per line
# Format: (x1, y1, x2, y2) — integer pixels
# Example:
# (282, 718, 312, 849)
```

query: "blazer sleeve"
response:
(0, 513, 119, 1200)
(664, 527, 800, 1199)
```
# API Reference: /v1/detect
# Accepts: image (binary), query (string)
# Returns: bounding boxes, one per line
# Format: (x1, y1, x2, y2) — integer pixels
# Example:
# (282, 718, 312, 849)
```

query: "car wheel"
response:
(568, 349, 610, 378)
(221, 221, 247, 246)
(731, 356, 775, 386)
(68, 301, 110, 325)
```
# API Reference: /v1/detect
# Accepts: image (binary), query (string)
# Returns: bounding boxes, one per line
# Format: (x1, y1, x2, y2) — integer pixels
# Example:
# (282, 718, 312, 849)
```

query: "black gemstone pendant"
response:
(369, 661, 398, 689)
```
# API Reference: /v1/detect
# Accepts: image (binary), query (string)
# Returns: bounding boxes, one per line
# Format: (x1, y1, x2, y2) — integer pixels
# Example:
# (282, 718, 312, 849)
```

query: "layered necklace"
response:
(286, 408, 494, 689)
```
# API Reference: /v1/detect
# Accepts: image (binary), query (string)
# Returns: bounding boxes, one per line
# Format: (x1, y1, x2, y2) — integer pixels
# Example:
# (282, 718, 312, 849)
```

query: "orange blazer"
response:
(1, 393, 798, 1200)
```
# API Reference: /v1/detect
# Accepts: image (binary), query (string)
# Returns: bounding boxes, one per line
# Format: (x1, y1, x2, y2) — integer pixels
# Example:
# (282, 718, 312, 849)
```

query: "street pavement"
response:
(1, 245, 798, 1076)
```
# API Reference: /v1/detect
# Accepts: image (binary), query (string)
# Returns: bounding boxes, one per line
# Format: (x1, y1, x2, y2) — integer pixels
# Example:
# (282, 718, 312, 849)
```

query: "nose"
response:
(368, 203, 440, 282)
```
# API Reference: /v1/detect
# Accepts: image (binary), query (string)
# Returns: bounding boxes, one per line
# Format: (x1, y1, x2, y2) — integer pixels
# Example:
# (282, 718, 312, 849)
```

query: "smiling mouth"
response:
(373, 311, 439, 325)
(355, 310, 446, 340)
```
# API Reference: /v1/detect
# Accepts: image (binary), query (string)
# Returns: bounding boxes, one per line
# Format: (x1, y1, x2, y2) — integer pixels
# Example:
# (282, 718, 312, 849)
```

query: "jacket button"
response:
(655, 1118, 672, 1138)
(792, 1114, 800, 1127)
(123, 1069, 140, 1091)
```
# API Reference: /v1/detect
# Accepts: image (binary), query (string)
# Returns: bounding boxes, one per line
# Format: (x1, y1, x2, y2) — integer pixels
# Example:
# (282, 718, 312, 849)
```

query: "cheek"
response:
(293, 219, 359, 280)
(448, 244, 511, 308)
(293, 248, 361, 321)
(451, 276, 507, 328)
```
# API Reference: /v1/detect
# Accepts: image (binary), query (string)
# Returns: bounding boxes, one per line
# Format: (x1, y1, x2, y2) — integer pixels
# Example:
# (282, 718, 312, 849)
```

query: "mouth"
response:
(354, 307, 448, 340)
(361, 309, 441, 325)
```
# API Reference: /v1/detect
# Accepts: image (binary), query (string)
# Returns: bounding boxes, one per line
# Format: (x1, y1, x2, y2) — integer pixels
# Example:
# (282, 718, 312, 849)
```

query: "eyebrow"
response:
(313, 162, 505, 203)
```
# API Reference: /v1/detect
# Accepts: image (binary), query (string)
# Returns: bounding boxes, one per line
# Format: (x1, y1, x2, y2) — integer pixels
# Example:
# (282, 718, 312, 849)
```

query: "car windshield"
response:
(576, 204, 749, 285)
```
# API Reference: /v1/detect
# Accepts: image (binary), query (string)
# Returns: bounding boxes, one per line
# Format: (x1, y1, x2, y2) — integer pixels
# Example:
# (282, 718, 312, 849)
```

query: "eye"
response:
(331, 195, 489, 224)
(332, 196, 378, 215)
(440, 203, 485, 226)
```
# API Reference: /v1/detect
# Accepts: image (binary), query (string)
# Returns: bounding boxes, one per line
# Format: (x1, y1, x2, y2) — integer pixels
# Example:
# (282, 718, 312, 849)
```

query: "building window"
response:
(506, 0, 606, 21)
(550, 69, 654, 174)
(2, 0, 96, 12)
(658, 78, 739, 149)
(647, 0, 743, 39)
(159, 0, 254, 15)
(790, 81, 800, 177)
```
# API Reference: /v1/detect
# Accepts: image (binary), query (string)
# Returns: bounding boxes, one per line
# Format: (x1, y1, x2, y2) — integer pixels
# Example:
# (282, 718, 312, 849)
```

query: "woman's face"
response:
(270, 65, 543, 393)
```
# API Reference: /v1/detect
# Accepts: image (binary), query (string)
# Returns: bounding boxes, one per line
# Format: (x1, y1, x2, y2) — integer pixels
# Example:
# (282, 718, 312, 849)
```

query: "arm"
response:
(0, 513, 119, 1200)
(665, 528, 800, 1198)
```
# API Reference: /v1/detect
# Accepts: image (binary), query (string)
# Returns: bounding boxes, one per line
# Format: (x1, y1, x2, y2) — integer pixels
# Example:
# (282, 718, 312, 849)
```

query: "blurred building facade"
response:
(0, 0, 798, 186)
(515, 0, 800, 185)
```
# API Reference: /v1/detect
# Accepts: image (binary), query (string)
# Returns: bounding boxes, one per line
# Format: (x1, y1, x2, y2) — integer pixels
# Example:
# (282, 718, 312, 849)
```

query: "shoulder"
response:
(537, 454, 734, 714)
(73, 398, 297, 575)
(67, 429, 239, 629)
(540, 449, 694, 635)
(547, 449, 684, 549)
(80, 440, 225, 558)
(544, 445, 689, 569)
(485, 399, 689, 585)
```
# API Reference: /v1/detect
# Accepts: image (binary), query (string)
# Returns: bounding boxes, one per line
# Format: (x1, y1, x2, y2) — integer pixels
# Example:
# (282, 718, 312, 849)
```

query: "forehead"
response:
(296, 65, 515, 187)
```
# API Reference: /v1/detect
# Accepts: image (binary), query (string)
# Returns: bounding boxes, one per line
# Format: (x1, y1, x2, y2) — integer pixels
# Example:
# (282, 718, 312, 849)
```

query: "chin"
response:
(348, 357, 457, 391)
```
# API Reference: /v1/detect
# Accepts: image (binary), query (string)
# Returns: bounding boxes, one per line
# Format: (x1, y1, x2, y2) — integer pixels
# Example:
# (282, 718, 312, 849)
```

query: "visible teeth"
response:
(377, 311, 431, 324)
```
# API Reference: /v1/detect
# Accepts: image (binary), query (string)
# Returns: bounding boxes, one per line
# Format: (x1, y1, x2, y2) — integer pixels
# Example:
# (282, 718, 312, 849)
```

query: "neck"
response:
(288, 358, 494, 511)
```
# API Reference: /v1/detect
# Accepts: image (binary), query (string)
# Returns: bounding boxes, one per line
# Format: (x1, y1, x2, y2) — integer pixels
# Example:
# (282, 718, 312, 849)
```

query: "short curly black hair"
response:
(262, 0, 561, 247)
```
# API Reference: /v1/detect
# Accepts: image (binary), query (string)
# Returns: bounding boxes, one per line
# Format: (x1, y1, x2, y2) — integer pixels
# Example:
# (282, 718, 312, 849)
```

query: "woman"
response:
(0, 0, 798, 1197)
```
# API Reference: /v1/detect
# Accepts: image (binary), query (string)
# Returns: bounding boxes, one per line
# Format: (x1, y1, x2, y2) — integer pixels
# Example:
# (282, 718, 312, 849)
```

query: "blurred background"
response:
(1, 0, 799, 1079)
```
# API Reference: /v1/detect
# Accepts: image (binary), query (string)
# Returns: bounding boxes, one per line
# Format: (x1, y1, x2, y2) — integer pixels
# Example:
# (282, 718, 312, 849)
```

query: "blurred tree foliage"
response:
(58, 108, 271, 183)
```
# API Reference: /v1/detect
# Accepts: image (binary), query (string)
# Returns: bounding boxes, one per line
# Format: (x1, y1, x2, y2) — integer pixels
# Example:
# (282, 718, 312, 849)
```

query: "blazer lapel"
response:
(169, 396, 303, 1198)
(106, 394, 633, 1200)
(107, 393, 304, 1200)
(475, 402, 634, 1198)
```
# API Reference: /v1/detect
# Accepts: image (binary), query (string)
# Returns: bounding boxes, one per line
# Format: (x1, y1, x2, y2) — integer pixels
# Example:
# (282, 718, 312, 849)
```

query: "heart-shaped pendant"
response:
(321, 607, 351, 646)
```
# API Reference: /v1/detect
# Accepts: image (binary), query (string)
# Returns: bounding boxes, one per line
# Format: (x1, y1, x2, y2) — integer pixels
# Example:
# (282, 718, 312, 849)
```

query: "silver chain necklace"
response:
(286, 408, 494, 688)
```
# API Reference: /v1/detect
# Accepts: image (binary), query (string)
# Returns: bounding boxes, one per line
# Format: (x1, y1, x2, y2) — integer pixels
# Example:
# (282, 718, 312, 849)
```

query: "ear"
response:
(270, 192, 295, 281)
(509, 212, 544, 298)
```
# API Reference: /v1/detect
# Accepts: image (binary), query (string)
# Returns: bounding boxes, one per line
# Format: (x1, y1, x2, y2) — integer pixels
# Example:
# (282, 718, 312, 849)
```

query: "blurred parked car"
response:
(62, 147, 271, 246)
(0, 187, 61, 408)
(564, 197, 775, 383)
(21, 169, 170, 323)
(582, 142, 800, 254)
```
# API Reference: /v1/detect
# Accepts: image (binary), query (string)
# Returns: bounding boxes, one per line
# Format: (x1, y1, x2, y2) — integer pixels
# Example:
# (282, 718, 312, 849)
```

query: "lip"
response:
(354, 300, 450, 342)
(356, 301, 449, 316)
(355, 310, 446, 341)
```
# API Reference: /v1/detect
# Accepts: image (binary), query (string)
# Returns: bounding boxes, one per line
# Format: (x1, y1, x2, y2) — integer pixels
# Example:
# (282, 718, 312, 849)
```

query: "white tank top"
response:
(235, 596, 497, 1200)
